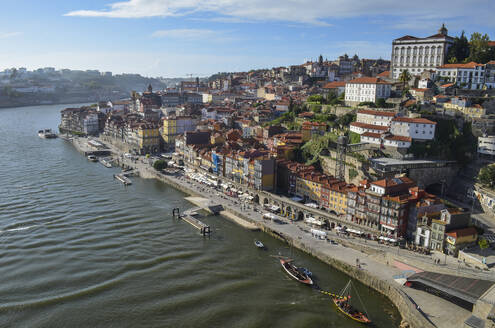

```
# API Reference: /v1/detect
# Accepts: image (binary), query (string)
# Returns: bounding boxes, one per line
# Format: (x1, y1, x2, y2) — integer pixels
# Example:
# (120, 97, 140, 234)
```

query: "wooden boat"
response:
(332, 280, 371, 324)
(87, 155, 98, 162)
(254, 240, 265, 248)
(280, 258, 313, 285)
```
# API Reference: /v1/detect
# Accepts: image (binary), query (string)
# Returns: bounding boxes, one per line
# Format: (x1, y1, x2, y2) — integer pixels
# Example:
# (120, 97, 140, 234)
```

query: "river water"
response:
(0, 104, 400, 327)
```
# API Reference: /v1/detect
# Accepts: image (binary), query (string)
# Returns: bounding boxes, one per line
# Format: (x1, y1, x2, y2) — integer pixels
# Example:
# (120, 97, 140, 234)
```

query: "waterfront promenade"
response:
(70, 136, 477, 328)
(115, 154, 469, 328)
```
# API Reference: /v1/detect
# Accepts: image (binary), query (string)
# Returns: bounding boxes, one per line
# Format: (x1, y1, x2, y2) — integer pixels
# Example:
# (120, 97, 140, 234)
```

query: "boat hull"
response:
(333, 298, 371, 324)
(280, 259, 313, 285)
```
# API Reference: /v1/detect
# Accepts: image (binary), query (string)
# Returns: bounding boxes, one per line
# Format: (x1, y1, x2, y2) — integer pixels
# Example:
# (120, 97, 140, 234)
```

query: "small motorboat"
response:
(254, 240, 265, 249)
(38, 129, 57, 139)
(280, 258, 313, 285)
(87, 155, 98, 162)
(332, 280, 371, 324)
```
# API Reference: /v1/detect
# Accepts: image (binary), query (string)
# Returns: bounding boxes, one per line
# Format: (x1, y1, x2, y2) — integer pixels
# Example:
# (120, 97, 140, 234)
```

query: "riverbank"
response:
(68, 136, 469, 328)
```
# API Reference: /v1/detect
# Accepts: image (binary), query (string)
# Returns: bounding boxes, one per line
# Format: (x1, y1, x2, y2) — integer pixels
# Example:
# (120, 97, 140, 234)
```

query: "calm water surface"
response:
(0, 104, 400, 327)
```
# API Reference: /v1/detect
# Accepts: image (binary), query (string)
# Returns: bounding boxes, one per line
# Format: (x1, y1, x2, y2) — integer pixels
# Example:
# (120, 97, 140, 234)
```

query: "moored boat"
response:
(38, 129, 57, 139)
(99, 158, 113, 168)
(87, 155, 98, 162)
(280, 258, 313, 285)
(254, 240, 265, 249)
(332, 280, 371, 324)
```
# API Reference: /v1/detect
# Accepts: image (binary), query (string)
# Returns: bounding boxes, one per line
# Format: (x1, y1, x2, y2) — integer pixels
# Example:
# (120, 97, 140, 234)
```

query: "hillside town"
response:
(56, 25, 495, 326)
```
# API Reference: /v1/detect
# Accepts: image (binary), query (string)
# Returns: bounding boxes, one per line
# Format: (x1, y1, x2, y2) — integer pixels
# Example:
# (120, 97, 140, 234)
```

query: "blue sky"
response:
(0, 0, 494, 77)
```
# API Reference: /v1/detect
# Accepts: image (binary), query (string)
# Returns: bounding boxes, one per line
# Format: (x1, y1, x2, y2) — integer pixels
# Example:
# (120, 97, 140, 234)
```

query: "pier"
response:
(173, 207, 211, 236)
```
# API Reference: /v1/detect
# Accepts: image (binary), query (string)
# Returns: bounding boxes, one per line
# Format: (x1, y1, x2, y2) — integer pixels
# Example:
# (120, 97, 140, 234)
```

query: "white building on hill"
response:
(390, 24, 454, 79)
(390, 117, 436, 140)
(436, 62, 485, 90)
(344, 77, 391, 106)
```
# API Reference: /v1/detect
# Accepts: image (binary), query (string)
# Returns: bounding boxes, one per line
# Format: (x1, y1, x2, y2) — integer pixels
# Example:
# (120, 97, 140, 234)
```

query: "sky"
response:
(0, 0, 494, 77)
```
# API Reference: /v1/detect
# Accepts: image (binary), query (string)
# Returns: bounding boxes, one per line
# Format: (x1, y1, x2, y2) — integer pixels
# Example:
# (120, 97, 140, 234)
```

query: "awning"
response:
(381, 224, 396, 231)
(347, 228, 362, 235)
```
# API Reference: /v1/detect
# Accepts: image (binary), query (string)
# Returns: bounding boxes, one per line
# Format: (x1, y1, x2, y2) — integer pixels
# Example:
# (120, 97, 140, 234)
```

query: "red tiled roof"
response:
(440, 83, 455, 88)
(445, 227, 477, 239)
(322, 81, 346, 89)
(377, 71, 390, 78)
(361, 132, 383, 138)
(384, 135, 412, 142)
(395, 35, 419, 41)
(487, 41, 495, 47)
(357, 109, 396, 117)
(411, 88, 429, 92)
(438, 61, 483, 69)
(392, 117, 437, 125)
(350, 122, 389, 131)
(347, 77, 391, 85)
(372, 176, 414, 188)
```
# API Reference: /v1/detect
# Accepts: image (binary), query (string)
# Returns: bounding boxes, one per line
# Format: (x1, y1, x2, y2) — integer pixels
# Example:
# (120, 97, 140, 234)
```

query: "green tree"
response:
(398, 70, 412, 88)
(447, 31, 470, 63)
(349, 131, 360, 144)
(153, 160, 168, 171)
(478, 164, 495, 188)
(375, 98, 386, 108)
(479, 237, 489, 250)
(468, 32, 494, 64)
(307, 94, 324, 103)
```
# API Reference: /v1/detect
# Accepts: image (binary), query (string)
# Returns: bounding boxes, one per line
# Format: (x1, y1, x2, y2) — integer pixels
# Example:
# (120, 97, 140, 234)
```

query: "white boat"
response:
(99, 158, 113, 168)
(38, 129, 57, 139)
(254, 240, 265, 249)
(87, 155, 98, 162)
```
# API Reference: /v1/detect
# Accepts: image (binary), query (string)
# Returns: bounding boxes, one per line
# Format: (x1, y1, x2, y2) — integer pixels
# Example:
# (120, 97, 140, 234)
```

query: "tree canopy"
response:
(446, 31, 470, 63)
(478, 164, 495, 189)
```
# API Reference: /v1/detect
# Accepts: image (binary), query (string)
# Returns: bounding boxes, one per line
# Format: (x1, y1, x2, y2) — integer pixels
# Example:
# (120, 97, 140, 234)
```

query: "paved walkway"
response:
(117, 155, 471, 328)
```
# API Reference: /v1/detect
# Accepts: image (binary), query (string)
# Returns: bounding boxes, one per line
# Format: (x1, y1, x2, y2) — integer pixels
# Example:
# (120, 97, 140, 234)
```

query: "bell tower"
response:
(438, 23, 448, 36)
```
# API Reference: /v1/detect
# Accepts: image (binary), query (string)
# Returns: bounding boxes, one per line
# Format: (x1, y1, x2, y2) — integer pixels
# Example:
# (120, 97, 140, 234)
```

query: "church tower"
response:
(438, 23, 448, 36)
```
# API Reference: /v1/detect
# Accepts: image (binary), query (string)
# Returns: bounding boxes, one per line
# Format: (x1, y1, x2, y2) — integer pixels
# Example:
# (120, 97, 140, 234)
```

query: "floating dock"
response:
(173, 208, 211, 236)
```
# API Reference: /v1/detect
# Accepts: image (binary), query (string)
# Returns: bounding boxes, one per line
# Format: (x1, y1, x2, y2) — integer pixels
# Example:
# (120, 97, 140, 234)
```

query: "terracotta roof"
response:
(350, 122, 389, 131)
(404, 99, 417, 107)
(411, 88, 429, 92)
(322, 81, 346, 89)
(440, 83, 455, 88)
(487, 41, 495, 47)
(361, 132, 383, 138)
(384, 135, 412, 142)
(357, 109, 396, 117)
(372, 176, 414, 188)
(438, 61, 483, 69)
(445, 227, 477, 239)
(347, 77, 391, 85)
(487, 60, 495, 65)
(426, 33, 453, 39)
(377, 71, 390, 78)
(392, 117, 437, 125)
(395, 35, 419, 41)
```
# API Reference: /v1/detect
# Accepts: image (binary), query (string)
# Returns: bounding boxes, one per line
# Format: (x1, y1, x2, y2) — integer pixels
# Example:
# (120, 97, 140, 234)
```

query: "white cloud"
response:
(0, 32, 21, 39)
(64, 0, 495, 27)
(151, 28, 218, 39)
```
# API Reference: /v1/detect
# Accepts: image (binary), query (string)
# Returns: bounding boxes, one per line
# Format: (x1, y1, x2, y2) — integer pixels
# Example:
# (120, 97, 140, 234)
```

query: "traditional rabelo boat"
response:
(332, 280, 371, 324)
(280, 258, 313, 285)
